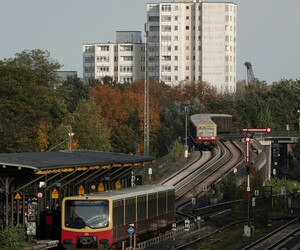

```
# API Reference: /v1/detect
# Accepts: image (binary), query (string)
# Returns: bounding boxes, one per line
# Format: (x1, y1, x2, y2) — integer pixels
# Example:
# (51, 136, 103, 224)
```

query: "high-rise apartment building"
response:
(147, 0, 237, 93)
(83, 31, 145, 83)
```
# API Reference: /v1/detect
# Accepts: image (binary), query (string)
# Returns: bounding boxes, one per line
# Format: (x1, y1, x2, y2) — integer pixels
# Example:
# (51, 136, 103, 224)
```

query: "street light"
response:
(68, 133, 74, 152)
(184, 107, 188, 158)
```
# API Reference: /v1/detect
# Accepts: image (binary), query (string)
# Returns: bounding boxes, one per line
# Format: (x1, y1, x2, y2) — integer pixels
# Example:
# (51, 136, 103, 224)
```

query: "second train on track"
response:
(189, 114, 232, 150)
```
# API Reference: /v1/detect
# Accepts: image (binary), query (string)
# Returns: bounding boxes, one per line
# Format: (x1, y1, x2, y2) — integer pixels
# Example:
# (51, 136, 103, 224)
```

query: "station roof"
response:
(0, 150, 155, 174)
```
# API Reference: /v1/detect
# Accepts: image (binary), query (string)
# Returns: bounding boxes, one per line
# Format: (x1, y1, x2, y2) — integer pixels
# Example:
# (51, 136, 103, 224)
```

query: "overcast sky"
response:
(1, 0, 299, 84)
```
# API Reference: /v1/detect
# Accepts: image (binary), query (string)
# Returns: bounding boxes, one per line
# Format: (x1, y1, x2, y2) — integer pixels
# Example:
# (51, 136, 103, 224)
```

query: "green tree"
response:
(221, 175, 240, 201)
(68, 99, 112, 151)
(57, 76, 90, 113)
(0, 224, 28, 249)
(3, 49, 62, 87)
(0, 64, 67, 152)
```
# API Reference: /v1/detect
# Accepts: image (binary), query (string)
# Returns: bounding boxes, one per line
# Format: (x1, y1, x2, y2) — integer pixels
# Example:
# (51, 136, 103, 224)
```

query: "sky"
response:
(1, 0, 299, 84)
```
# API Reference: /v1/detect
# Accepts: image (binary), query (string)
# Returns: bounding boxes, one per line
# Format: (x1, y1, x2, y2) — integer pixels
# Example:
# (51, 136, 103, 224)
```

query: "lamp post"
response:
(144, 23, 149, 156)
(184, 107, 188, 158)
(68, 133, 74, 152)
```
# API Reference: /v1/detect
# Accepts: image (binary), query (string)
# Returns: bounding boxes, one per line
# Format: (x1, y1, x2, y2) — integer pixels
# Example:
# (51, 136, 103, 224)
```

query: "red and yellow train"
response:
(189, 114, 232, 150)
(61, 185, 175, 249)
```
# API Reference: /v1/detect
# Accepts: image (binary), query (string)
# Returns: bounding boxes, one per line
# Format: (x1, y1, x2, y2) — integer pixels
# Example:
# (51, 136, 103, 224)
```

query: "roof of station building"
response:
(0, 150, 155, 173)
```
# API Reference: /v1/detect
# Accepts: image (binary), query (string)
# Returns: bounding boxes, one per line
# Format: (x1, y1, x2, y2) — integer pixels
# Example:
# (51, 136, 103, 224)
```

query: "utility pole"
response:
(144, 23, 150, 156)
(184, 107, 188, 158)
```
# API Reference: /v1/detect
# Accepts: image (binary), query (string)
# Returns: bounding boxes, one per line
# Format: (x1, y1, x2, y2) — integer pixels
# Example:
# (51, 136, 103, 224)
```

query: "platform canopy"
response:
(0, 150, 155, 175)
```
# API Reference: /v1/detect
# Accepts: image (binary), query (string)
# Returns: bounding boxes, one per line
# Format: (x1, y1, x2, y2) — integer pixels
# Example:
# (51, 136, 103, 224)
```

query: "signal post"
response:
(242, 127, 272, 237)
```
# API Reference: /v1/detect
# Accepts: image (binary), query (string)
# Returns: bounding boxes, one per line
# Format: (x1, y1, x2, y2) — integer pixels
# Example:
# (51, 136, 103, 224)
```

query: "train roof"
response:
(63, 185, 174, 201)
(190, 114, 232, 126)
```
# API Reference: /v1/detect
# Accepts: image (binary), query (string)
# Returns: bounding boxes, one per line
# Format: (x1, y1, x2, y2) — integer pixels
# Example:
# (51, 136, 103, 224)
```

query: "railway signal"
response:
(242, 127, 272, 133)
(242, 127, 272, 237)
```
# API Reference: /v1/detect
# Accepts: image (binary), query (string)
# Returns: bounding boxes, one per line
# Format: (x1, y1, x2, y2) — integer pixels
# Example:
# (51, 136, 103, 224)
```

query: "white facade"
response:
(83, 32, 145, 83)
(147, 0, 237, 93)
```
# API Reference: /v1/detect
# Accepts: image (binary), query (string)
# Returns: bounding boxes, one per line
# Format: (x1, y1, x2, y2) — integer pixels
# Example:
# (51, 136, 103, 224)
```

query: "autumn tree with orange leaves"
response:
(90, 80, 160, 154)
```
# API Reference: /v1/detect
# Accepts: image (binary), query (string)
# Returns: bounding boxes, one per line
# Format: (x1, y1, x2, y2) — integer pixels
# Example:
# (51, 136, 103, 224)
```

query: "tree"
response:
(68, 99, 112, 151)
(221, 175, 240, 201)
(0, 64, 67, 152)
(57, 76, 90, 113)
(3, 49, 62, 87)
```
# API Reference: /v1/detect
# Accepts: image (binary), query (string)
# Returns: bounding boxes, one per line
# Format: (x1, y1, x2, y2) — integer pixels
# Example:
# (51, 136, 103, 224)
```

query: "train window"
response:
(113, 200, 124, 226)
(148, 194, 157, 218)
(207, 127, 214, 136)
(137, 195, 146, 221)
(65, 200, 109, 229)
(198, 127, 206, 136)
(125, 198, 136, 224)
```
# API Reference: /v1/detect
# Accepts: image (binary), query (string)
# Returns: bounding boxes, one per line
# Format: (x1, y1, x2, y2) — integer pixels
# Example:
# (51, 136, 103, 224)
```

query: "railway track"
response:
(175, 139, 244, 213)
(241, 217, 300, 250)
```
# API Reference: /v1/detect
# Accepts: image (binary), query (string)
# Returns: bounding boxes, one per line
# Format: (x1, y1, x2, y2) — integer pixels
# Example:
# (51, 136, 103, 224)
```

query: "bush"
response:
(167, 139, 185, 164)
(0, 224, 28, 250)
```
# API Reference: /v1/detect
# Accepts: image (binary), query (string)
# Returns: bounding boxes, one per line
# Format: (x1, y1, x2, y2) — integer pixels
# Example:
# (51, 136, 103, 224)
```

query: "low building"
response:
(83, 31, 146, 83)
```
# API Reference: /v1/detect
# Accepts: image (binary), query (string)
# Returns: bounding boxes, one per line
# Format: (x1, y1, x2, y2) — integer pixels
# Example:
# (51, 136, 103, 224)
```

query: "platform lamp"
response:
(68, 133, 74, 152)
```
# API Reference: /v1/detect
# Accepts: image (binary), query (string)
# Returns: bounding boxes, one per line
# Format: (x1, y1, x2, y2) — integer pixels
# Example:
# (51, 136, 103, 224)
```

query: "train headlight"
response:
(212, 137, 215, 139)
(198, 137, 202, 140)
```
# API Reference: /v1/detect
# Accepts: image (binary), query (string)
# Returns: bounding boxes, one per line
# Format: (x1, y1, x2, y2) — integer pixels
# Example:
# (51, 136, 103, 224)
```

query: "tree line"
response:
(1, 49, 300, 157)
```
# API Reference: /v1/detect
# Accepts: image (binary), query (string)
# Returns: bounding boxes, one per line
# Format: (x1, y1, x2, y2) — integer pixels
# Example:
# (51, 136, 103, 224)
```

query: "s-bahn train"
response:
(61, 185, 175, 249)
(189, 114, 232, 150)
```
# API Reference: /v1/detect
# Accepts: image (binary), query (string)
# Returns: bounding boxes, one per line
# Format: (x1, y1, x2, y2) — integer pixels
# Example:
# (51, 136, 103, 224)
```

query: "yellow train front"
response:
(61, 185, 175, 249)
(189, 114, 232, 150)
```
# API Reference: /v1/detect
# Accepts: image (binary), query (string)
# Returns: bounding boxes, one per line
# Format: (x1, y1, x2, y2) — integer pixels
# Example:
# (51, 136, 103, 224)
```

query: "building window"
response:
(174, 5, 178, 11)
(161, 45, 171, 52)
(186, 36, 189, 40)
(175, 76, 178, 80)
(150, 26, 159, 31)
(174, 36, 178, 41)
(84, 46, 94, 53)
(174, 56, 178, 61)
(186, 26, 189, 30)
(161, 35, 171, 41)
(186, 76, 189, 80)
(186, 66, 189, 70)
(174, 66, 178, 71)
(174, 46, 178, 51)
(174, 26, 178, 31)
(161, 16, 171, 22)
(161, 75, 171, 82)
(122, 56, 133, 61)
(148, 16, 159, 22)
(97, 66, 109, 72)
(100, 46, 109, 51)
(186, 16, 189, 20)
(186, 56, 189, 60)
(186, 6, 189, 10)
(97, 56, 109, 62)
(162, 5, 171, 12)
(162, 56, 171, 61)
(120, 66, 133, 72)
(186, 46, 189, 50)
(162, 65, 171, 72)
(120, 45, 133, 51)
(162, 25, 171, 32)
(174, 16, 178, 21)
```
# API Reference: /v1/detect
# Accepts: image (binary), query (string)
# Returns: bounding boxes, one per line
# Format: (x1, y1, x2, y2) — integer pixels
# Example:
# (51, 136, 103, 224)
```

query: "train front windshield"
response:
(64, 200, 109, 229)
(199, 126, 214, 136)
